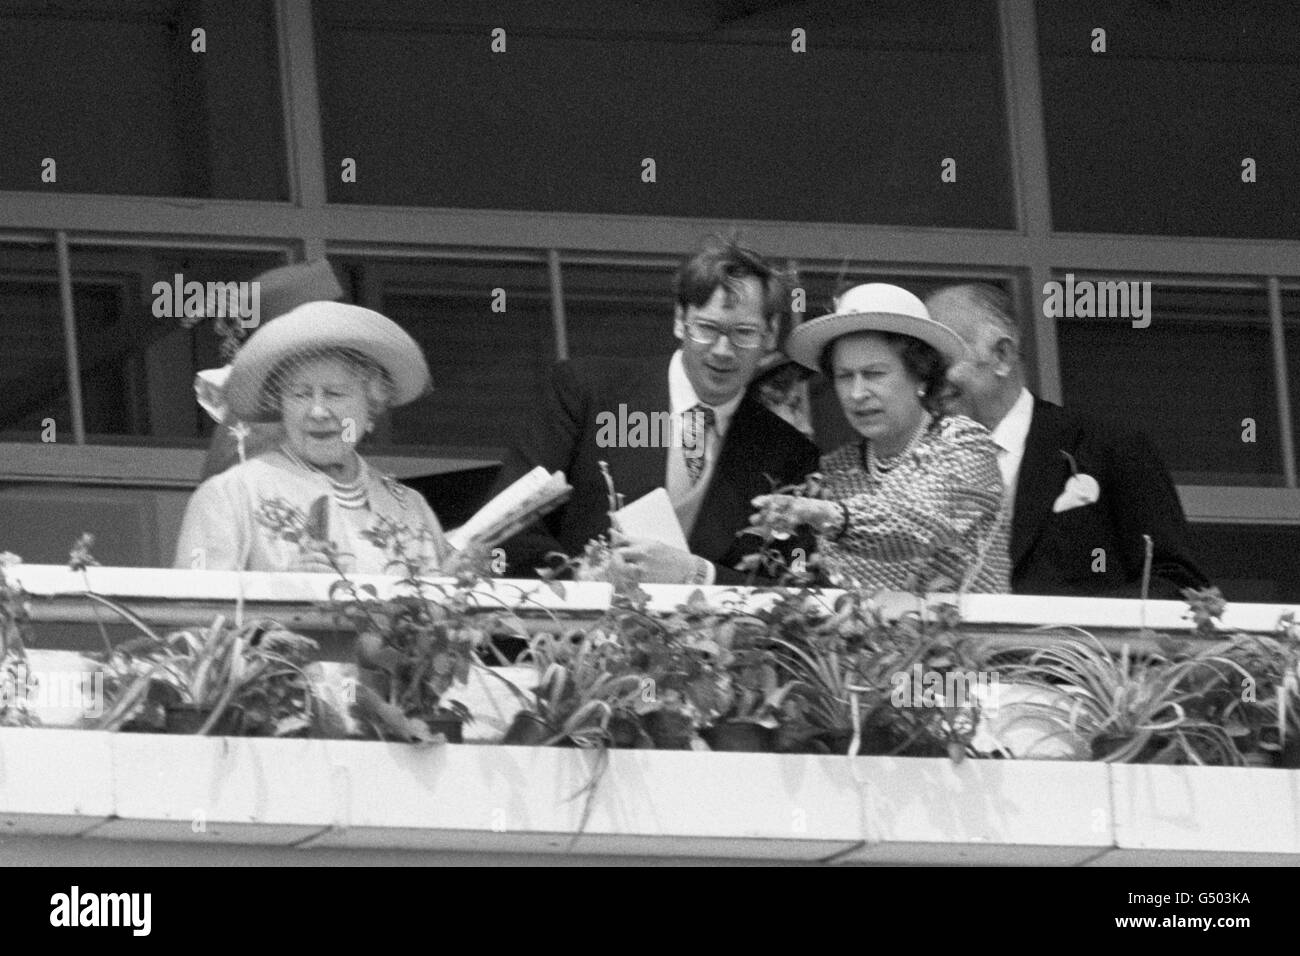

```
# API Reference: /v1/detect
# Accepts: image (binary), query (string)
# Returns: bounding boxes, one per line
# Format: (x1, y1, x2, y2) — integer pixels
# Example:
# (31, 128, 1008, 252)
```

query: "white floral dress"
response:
(174, 449, 450, 574)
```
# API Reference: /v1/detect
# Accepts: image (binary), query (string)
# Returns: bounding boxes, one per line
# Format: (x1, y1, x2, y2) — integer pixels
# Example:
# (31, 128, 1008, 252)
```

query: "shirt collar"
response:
(991, 386, 1034, 455)
(668, 350, 743, 437)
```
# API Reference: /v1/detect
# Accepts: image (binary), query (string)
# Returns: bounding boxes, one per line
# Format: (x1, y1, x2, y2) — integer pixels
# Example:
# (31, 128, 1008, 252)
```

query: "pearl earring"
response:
(916, 387, 926, 398)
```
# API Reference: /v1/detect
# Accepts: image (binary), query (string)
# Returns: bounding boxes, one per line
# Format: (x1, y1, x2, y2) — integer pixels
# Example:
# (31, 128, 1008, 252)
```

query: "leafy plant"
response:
(97, 615, 322, 736)
(509, 630, 645, 747)
(992, 631, 1250, 765)
(0, 552, 38, 728)
(256, 494, 536, 743)
(1210, 612, 1300, 765)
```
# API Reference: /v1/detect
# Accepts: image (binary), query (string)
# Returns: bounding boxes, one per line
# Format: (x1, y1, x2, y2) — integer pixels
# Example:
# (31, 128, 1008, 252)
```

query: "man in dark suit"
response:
(924, 283, 1208, 599)
(495, 239, 819, 584)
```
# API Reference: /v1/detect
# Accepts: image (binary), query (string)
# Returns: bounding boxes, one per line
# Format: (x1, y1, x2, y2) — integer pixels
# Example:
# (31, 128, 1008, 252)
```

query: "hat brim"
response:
(226, 304, 431, 422)
(785, 311, 967, 371)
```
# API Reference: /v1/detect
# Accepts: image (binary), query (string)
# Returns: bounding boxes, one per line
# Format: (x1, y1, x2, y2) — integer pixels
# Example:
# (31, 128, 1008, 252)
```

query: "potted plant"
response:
(608, 592, 743, 750)
(97, 615, 322, 737)
(1213, 610, 1300, 768)
(993, 630, 1249, 765)
(701, 651, 807, 753)
(503, 630, 645, 747)
(0, 552, 38, 729)
(345, 595, 480, 743)
(758, 590, 953, 756)
(255, 496, 528, 743)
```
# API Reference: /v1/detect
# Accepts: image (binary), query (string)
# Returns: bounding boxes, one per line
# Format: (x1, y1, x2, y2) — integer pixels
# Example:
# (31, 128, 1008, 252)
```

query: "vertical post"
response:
(785, 257, 800, 318)
(277, 0, 327, 260)
(54, 230, 87, 444)
(1267, 277, 1297, 488)
(998, 0, 1060, 403)
(548, 249, 569, 360)
(359, 262, 393, 444)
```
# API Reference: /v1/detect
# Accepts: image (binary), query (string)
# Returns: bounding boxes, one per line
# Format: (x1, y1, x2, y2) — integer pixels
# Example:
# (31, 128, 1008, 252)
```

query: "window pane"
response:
(0, 246, 289, 442)
(0, 243, 70, 440)
(0, 0, 287, 199)
(562, 263, 677, 362)
(1189, 523, 1300, 604)
(1037, 0, 1300, 239)
(1282, 290, 1300, 476)
(317, 0, 1013, 227)
(1056, 281, 1281, 484)
(363, 259, 554, 450)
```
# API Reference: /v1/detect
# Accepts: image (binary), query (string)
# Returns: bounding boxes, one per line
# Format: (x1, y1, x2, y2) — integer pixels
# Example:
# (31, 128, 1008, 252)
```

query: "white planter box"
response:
(1107, 764, 1300, 866)
(3, 728, 1296, 864)
(0, 728, 113, 836)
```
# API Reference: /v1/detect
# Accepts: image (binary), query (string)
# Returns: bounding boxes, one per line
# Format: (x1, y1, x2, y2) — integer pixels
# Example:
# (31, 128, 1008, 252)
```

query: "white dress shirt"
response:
(990, 386, 1035, 510)
(662, 351, 743, 583)
(664, 350, 742, 503)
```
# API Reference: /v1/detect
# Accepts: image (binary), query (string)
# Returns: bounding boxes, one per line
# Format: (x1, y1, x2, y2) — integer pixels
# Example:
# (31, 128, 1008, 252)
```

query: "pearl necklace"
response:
(279, 444, 370, 510)
(866, 416, 930, 480)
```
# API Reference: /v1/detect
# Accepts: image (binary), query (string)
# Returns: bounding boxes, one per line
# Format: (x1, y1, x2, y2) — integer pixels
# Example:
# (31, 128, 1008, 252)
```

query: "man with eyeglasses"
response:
(492, 237, 819, 584)
(925, 283, 1208, 598)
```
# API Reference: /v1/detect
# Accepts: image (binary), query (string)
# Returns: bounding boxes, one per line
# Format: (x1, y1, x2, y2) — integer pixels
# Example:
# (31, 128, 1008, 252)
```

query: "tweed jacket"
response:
(815, 414, 1011, 593)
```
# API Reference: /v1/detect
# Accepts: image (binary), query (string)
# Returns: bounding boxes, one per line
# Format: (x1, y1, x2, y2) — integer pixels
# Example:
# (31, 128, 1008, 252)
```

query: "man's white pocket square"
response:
(1053, 473, 1100, 513)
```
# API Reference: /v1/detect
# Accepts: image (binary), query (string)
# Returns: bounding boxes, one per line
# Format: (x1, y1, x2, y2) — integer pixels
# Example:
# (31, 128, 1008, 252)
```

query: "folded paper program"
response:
(611, 488, 689, 552)
(446, 466, 571, 553)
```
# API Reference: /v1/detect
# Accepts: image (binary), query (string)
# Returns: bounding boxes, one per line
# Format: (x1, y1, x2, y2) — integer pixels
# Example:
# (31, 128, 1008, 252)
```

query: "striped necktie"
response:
(682, 403, 716, 486)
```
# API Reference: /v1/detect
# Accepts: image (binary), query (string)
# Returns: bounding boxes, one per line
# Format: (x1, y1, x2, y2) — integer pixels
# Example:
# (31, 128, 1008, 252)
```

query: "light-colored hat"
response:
(225, 302, 431, 422)
(785, 283, 967, 370)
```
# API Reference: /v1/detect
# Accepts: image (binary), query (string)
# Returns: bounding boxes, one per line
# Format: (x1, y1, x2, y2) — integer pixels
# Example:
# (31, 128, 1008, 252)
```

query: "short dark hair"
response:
(818, 331, 950, 416)
(673, 236, 788, 329)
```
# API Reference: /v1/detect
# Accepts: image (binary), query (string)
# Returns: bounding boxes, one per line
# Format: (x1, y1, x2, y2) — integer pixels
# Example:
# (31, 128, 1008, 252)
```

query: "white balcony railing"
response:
(4, 565, 1298, 865)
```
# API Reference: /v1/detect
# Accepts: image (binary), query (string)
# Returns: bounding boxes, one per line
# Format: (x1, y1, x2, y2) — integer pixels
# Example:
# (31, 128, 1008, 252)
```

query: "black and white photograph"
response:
(0, 0, 1296, 906)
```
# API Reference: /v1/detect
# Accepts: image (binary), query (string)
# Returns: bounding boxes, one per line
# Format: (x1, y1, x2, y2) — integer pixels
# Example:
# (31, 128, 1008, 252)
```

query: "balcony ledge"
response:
(2, 728, 1297, 866)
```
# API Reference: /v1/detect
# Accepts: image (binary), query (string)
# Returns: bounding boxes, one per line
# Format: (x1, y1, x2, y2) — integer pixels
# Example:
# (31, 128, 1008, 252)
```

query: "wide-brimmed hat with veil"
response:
(224, 302, 431, 422)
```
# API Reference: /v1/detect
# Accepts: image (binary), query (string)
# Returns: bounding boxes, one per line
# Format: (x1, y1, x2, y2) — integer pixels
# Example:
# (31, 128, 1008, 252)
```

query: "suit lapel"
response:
(1011, 398, 1072, 568)
(597, 359, 671, 503)
(689, 397, 763, 557)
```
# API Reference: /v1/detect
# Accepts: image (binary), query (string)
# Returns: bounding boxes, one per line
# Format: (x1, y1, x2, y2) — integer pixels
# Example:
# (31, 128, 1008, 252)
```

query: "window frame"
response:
(0, 0, 1295, 530)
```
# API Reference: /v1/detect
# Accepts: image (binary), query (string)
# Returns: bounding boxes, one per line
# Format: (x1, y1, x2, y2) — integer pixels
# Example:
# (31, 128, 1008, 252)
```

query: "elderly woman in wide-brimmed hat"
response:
(175, 302, 450, 574)
(751, 284, 1010, 593)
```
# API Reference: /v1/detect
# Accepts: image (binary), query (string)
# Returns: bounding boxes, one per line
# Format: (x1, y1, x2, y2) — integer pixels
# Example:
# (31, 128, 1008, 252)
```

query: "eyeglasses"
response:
(684, 318, 766, 350)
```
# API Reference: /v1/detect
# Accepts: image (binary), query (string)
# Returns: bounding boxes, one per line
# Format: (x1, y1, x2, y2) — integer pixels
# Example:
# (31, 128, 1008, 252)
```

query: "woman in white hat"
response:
(175, 302, 450, 574)
(751, 283, 1010, 593)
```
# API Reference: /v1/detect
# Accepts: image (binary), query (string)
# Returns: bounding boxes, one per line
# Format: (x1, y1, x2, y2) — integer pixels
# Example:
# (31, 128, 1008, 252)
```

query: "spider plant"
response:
(506, 631, 645, 747)
(97, 615, 321, 737)
(759, 590, 981, 757)
(994, 629, 1251, 765)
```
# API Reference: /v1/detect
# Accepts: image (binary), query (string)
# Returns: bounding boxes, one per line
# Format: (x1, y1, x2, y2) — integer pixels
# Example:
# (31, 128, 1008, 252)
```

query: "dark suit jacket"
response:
(1012, 397, 1208, 599)
(495, 356, 820, 584)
